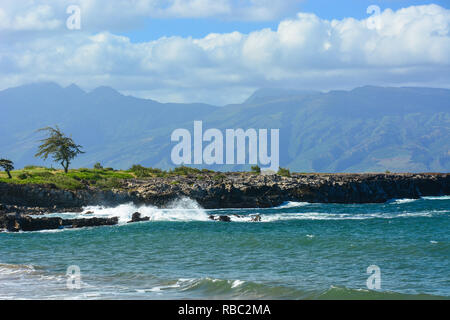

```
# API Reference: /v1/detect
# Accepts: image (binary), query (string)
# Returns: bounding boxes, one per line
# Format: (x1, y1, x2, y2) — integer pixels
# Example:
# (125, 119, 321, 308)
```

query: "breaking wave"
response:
(276, 201, 310, 209)
(389, 196, 450, 204)
(95, 277, 449, 300)
(45, 197, 210, 224)
(388, 198, 418, 204)
(38, 195, 450, 226)
(422, 196, 450, 200)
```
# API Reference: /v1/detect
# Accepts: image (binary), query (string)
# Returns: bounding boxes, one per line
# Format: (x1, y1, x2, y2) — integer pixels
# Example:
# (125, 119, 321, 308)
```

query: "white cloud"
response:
(0, 2, 61, 31)
(0, 0, 302, 32)
(0, 4, 449, 105)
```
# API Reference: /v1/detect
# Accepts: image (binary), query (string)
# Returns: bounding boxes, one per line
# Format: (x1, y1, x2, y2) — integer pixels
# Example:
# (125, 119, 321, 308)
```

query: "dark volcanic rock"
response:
(0, 204, 83, 216)
(251, 215, 261, 222)
(218, 215, 231, 222)
(120, 173, 450, 208)
(0, 173, 449, 210)
(0, 214, 22, 232)
(0, 183, 137, 210)
(208, 215, 231, 222)
(127, 212, 150, 223)
(19, 216, 63, 231)
(0, 214, 119, 232)
(62, 217, 119, 228)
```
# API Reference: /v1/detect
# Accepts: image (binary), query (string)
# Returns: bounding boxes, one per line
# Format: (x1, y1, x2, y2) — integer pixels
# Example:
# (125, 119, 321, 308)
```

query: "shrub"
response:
(47, 175, 84, 190)
(32, 171, 53, 178)
(251, 165, 261, 174)
(23, 165, 44, 170)
(129, 164, 150, 178)
(96, 177, 122, 189)
(17, 172, 30, 180)
(94, 162, 103, 170)
(277, 167, 291, 177)
(171, 166, 201, 176)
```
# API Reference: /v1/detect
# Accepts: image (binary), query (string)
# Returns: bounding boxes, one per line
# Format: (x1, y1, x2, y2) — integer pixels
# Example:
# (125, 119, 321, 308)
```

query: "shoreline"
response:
(1, 172, 449, 232)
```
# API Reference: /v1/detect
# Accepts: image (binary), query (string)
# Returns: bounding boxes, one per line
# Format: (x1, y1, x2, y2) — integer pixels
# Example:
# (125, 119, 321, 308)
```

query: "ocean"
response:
(0, 196, 449, 299)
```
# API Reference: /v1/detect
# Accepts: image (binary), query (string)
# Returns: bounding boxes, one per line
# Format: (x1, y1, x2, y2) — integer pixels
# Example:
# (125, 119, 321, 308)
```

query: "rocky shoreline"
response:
(0, 213, 119, 232)
(1, 172, 449, 232)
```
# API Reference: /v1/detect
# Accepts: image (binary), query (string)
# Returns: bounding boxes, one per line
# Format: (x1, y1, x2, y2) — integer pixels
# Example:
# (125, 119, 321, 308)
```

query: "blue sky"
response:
(122, 0, 450, 42)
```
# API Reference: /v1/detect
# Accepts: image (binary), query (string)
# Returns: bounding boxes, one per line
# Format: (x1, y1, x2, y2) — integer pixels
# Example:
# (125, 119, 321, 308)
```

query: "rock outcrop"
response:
(120, 172, 450, 208)
(0, 183, 136, 210)
(0, 214, 119, 232)
(127, 212, 150, 223)
(1, 172, 448, 231)
(0, 173, 449, 211)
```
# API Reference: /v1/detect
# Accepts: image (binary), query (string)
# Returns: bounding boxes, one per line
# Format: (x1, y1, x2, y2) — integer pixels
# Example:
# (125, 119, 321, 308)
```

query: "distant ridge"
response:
(244, 88, 320, 104)
(0, 82, 449, 172)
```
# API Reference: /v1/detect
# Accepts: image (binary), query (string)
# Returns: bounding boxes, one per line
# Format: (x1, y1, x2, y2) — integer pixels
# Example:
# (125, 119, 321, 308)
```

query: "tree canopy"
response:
(0, 159, 14, 179)
(35, 126, 84, 173)
(0, 158, 14, 178)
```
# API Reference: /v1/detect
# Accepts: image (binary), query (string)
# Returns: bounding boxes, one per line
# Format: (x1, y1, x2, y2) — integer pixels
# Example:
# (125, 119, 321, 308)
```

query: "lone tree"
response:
(35, 126, 84, 173)
(0, 159, 14, 179)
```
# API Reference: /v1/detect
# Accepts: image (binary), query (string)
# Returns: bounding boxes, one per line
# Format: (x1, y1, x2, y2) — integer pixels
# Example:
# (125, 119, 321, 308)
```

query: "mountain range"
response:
(1, 82, 449, 172)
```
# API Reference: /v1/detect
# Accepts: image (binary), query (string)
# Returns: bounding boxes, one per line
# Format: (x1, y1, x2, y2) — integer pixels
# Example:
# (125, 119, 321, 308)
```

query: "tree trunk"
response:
(61, 160, 69, 173)
(6, 170, 12, 179)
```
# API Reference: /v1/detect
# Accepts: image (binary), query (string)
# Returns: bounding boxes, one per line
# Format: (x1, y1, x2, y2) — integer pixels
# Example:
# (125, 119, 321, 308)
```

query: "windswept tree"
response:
(0, 159, 14, 179)
(35, 126, 84, 173)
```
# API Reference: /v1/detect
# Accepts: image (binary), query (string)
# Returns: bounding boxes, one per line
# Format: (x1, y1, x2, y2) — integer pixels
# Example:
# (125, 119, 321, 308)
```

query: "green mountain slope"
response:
(0, 83, 448, 172)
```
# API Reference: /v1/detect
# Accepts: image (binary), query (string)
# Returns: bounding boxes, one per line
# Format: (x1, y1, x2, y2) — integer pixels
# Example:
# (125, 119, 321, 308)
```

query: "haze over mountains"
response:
(1, 82, 449, 172)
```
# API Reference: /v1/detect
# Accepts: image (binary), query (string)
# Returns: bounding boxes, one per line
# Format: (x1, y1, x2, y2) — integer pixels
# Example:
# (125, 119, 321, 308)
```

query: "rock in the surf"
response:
(0, 213, 119, 232)
(208, 215, 231, 222)
(127, 212, 150, 223)
(251, 215, 261, 222)
(218, 215, 231, 222)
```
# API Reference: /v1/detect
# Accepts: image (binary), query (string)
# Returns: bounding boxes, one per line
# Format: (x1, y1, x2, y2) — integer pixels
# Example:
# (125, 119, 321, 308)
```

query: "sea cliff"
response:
(1, 172, 448, 210)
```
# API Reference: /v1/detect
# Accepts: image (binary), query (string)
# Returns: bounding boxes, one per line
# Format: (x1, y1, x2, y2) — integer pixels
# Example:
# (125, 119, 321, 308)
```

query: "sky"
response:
(0, 0, 449, 105)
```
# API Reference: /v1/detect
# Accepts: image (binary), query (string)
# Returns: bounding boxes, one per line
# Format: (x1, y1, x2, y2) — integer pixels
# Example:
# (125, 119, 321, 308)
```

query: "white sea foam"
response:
(0, 262, 69, 299)
(46, 197, 209, 224)
(38, 196, 449, 226)
(422, 196, 450, 200)
(388, 198, 418, 204)
(228, 210, 447, 222)
(276, 201, 310, 209)
(0, 263, 36, 276)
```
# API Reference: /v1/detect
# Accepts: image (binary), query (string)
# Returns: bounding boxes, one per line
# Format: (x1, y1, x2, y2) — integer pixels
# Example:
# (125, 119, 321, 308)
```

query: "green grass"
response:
(128, 165, 214, 178)
(0, 166, 133, 190)
(0, 165, 217, 190)
(0, 165, 338, 190)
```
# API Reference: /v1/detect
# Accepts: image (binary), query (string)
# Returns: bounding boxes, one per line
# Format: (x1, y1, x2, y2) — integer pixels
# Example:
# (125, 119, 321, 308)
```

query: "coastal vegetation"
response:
(0, 166, 133, 190)
(0, 159, 14, 179)
(0, 164, 296, 191)
(0, 164, 255, 190)
(35, 126, 84, 173)
(277, 167, 291, 177)
(251, 165, 261, 174)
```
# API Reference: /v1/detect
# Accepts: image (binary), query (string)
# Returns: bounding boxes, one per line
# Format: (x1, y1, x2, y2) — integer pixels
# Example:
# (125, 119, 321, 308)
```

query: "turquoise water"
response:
(0, 196, 449, 299)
